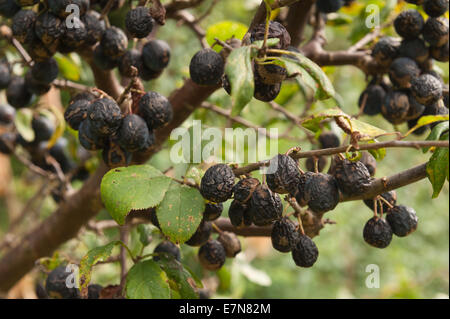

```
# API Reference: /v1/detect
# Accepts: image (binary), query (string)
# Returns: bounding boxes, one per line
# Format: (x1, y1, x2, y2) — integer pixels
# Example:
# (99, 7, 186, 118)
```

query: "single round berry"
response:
(0, 132, 17, 154)
(203, 202, 223, 221)
(59, 17, 88, 52)
(333, 157, 372, 196)
(358, 84, 385, 116)
(430, 42, 449, 62)
(381, 90, 411, 124)
(319, 131, 340, 149)
(250, 21, 291, 50)
(32, 115, 55, 143)
(142, 40, 171, 72)
(406, 93, 426, 120)
(6, 76, 33, 109)
(45, 266, 80, 299)
(398, 38, 430, 64)
(153, 241, 181, 261)
(88, 98, 123, 136)
(100, 27, 128, 59)
(198, 239, 226, 271)
(217, 231, 241, 258)
(0, 0, 20, 18)
(271, 217, 298, 253)
(200, 164, 235, 203)
(102, 142, 132, 168)
(422, 0, 449, 17)
(303, 173, 340, 214)
(11, 9, 36, 44)
(31, 58, 59, 84)
(0, 60, 12, 90)
(423, 17, 449, 47)
(251, 184, 283, 226)
(393, 9, 424, 39)
(410, 74, 443, 106)
(228, 200, 253, 228)
(291, 235, 319, 268)
(119, 49, 144, 78)
(82, 10, 106, 46)
(125, 6, 154, 39)
(25, 71, 51, 95)
(78, 119, 106, 151)
(266, 154, 301, 195)
(35, 12, 65, 46)
(371, 37, 401, 67)
(253, 76, 281, 102)
(389, 57, 420, 89)
(360, 152, 377, 177)
(64, 98, 92, 130)
(316, 0, 344, 13)
(363, 190, 397, 213)
(233, 177, 260, 203)
(138, 91, 173, 129)
(386, 205, 418, 237)
(185, 221, 212, 247)
(189, 48, 225, 86)
(117, 114, 150, 152)
(0, 104, 15, 125)
(363, 217, 393, 248)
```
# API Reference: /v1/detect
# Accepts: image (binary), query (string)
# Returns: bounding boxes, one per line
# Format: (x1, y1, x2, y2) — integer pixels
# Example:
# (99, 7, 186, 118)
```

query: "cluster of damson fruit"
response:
(64, 89, 172, 168)
(360, 0, 449, 133)
(315, 0, 355, 13)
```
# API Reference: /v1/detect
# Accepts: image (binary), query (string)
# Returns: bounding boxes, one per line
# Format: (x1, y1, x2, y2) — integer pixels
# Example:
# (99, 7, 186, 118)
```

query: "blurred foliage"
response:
(0, 0, 448, 299)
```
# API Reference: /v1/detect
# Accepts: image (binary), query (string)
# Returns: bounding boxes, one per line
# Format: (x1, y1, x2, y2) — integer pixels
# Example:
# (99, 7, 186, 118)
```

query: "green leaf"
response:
(423, 121, 449, 153)
(100, 165, 172, 225)
(205, 21, 248, 52)
(54, 53, 80, 81)
(225, 46, 256, 116)
(156, 181, 205, 244)
(276, 53, 335, 100)
(156, 254, 199, 299)
(426, 146, 449, 198)
(406, 116, 449, 137)
(252, 38, 280, 48)
(14, 109, 34, 142)
(301, 108, 387, 141)
(79, 241, 121, 289)
(126, 260, 171, 299)
(137, 224, 152, 247)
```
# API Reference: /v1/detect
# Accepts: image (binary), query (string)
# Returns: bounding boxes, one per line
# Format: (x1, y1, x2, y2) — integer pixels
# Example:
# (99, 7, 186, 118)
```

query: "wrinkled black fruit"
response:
(31, 58, 59, 84)
(363, 190, 397, 213)
(64, 98, 92, 131)
(138, 91, 173, 129)
(59, 18, 88, 52)
(266, 154, 301, 194)
(294, 171, 315, 206)
(126, 6, 154, 39)
(0, 0, 20, 18)
(233, 177, 260, 203)
(423, 17, 449, 47)
(102, 142, 131, 168)
(35, 12, 64, 45)
(393, 9, 424, 39)
(78, 119, 106, 151)
(250, 21, 291, 50)
(430, 42, 449, 62)
(153, 241, 181, 262)
(48, 0, 88, 18)
(386, 205, 418, 237)
(6, 76, 33, 108)
(422, 0, 449, 17)
(217, 231, 241, 258)
(142, 40, 171, 72)
(100, 27, 128, 59)
(198, 239, 226, 271)
(88, 98, 122, 136)
(358, 84, 386, 116)
(228, 200, 253, 228)
(200, 164, 235, 203)
(411, 74, 443, 106)
(93, 45, 119, 70)
(304, 173, 340, 214)
(381, 90, 410, 124)
(371, 37, 401, 67)
(45, 266, 80, 299)
(291, 235, 319, 268)
(185, 221, 212, 246)
(363, 217, 393, 248)
(388, 57, 420, 89)
(189, 48, 225, 86)
(119, 49, 144, 78)
(271, 217, 298, 253)
(255, 63, 287, 85)
(82, 10, 106, 46)
(203, 202, 223, 221)
(251, 184, 283, 226)
(25, 71, 51, 95)
(333, 157, 371, 196)
(117, 114, 150, 152)
(12, 9, 36, 44)
(398, 38, 430, 64)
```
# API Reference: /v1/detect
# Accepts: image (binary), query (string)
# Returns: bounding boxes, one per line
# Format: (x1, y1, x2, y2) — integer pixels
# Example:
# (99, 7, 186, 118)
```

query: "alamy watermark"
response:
(365, 264, 380, 289)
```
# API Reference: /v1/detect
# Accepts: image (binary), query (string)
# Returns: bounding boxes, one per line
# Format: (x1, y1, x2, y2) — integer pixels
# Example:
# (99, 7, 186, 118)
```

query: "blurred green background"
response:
(0, 0, 448, 299)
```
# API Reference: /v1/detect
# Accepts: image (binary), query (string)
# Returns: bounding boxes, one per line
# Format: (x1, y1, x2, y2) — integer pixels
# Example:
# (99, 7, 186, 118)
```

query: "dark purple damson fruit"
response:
(266, 154, 301, 195)
(406, 94, 426, 120)
(410, 74, 443, 106)
(117, 114, 150, 152)
(88, 98, 122, 136)
(431, 42, 449, 62)
(125, 6, 154, 39)
(25, 71, 51, 95)
(78, 119, 106, 151)
(291, 235, 319, 268)
(422, 0, 449, 17)
(138, 91, 173, 129)
(423, 17, 449, 47)
(203, 202, 223, 221)
(371, 37, 401, 67)
(253, 76, 281, 102)
(48, 0, 88, 18)
(0, 60, 11, 89)
(294, 171, 314, 206)
(228, 200, 253, 228)
(255, 63, 287, 85)
(142, 40, 171, 72)
(12, 9, 36, 44)
(82, 11, 106, 46)
(185, 221, 212, 247)
(0, 0, 20, 18)
(393, 9, 424, 39)
(35, 12, 65, 46)
(93, 45, 119, 70)
(319, 131, 340, 149)
(398, 38, 430, 64)
(64, 98, 92, 130)
(31, 58, 59, 84)
(233, 177, 260, 203)
(45, 266, 80, 299)
(251, 184, 283, 226)
(153, 241, 181, 262)
(87, 284, 103, 299)
(333, 157, 371, 196)
(363, 217, 393, 248)
(250, 21, 291, 50)
(217, 231, 241, 258)
(363, 190, 397, 213)
(200, 164, 235, 203)
(100, 27, 128, 59)
(271, 217, 298, 253)
(303, 173, 340, 214)
(119, 49, 144, 78)
(102, 142, 131, 168)
(189, 48, 225, 86)
(32, 115, 55, 143)
(198, 239, 226, 271)
(388, 57, 420, 89)
(316, 0, 344, 13)
(59, 18, 88, 52)
(386, 205, 418, 237)
(6, 76, 33, 109)
(358, 84, 386, 116)
(28, 38, 58, 62)
(360, 152, 377, 177)
(0, 132, 17, 154)
(381, 90, 410, 124)
(0, 104, 15, 125)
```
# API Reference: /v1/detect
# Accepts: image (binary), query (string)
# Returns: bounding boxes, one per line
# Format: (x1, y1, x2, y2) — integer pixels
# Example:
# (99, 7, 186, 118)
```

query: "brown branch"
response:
(285, 0, 315, 47)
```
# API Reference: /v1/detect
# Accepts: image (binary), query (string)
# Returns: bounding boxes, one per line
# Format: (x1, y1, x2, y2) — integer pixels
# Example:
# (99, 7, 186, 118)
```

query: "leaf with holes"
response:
(100, 165, 172, 225)
(225, 46, 256, 116)
(156, 181, 205, 244)
(126, 260, 171, 299)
